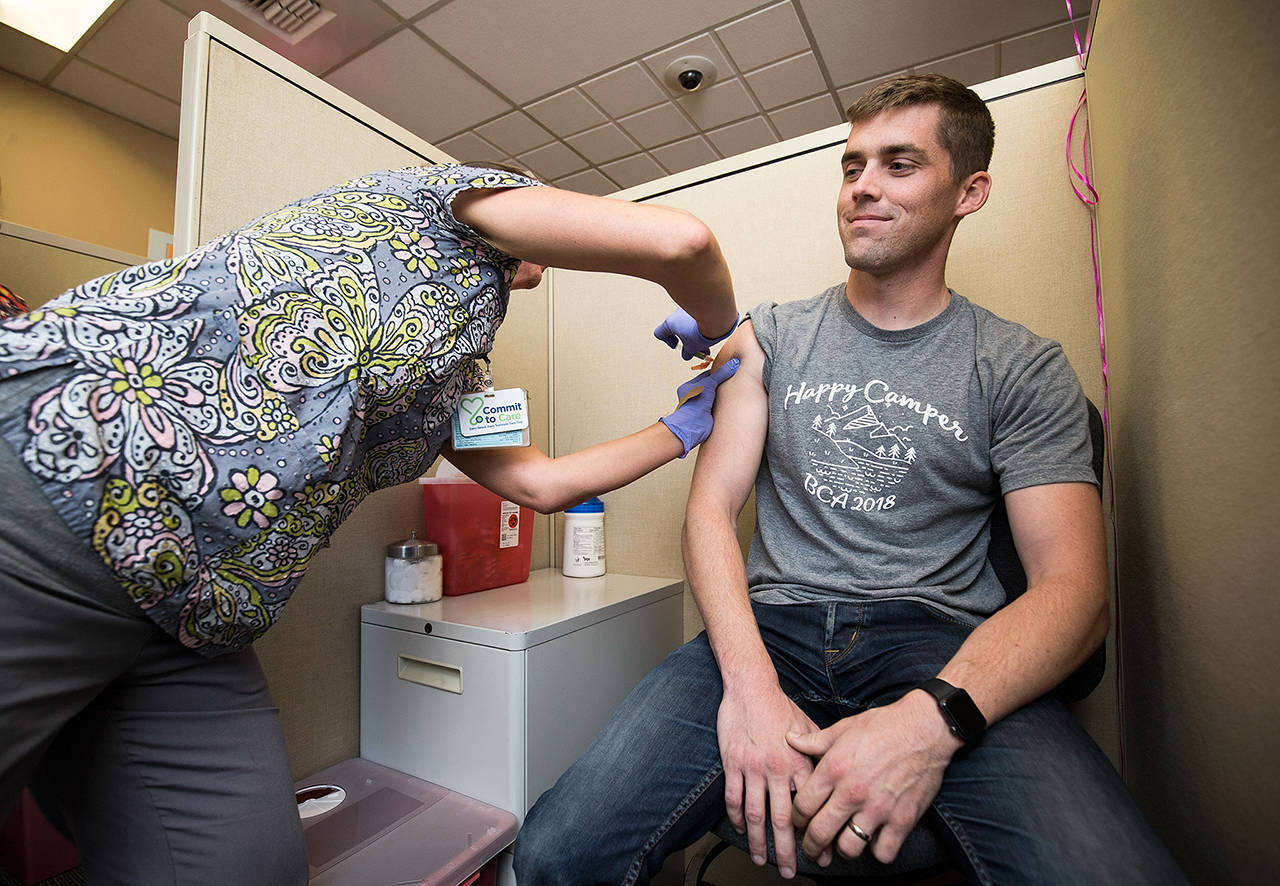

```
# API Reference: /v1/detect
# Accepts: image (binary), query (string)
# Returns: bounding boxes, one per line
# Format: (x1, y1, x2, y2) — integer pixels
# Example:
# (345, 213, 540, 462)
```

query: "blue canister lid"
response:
(565, 497, 604, 513)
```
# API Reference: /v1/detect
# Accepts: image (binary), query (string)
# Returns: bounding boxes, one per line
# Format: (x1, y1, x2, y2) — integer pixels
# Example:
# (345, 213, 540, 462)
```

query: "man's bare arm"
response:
(789, 480, 1108, 864)
(683, 322, 770, 702)
(937, 481, 1108, 718)
(683, 320, 820, 878)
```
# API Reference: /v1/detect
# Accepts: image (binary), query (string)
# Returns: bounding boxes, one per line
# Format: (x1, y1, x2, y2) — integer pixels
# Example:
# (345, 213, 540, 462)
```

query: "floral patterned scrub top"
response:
(0, 163, 539, 655)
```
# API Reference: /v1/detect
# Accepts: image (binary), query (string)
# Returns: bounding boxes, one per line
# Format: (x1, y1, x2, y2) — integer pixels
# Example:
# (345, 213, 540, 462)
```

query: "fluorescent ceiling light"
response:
(0, 0, 115, 53)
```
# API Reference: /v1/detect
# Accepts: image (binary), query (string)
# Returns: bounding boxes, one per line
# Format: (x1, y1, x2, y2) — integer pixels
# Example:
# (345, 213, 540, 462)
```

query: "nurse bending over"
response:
(0, 162, 737, 884)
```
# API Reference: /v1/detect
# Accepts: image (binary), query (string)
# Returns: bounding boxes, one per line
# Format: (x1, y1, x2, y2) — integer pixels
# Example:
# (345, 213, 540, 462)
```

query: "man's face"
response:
(837, 104, 968, 276)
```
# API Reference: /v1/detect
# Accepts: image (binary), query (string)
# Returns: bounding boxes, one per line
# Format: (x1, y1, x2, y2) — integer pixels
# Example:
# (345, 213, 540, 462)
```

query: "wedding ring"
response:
(846, 820, 873, 843)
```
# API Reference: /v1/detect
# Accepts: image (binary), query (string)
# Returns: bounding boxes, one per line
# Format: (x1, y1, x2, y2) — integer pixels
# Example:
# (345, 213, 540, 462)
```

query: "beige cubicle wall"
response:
(1084, 0, 1279, 881)
(0, 221, 145, 310)
(180, 43, 436, 246)
(175, 13, 551, 778)
(550, 61, 1120, 758)
(0, 70, 177, 258)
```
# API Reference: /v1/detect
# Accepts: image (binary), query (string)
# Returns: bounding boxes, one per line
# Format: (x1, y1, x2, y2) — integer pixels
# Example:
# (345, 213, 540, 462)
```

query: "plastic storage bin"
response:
(419, 477, 532, 596)
(293, 758, 516, 886)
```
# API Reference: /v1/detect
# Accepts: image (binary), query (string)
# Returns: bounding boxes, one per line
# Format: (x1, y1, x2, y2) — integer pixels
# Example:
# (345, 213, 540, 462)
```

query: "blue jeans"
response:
(514, 599, 1184, 885)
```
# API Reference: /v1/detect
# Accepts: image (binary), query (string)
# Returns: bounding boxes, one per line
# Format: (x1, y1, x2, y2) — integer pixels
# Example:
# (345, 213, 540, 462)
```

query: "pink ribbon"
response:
(1064, 0, 1126, 775)
(1066, 0, 1092, 65)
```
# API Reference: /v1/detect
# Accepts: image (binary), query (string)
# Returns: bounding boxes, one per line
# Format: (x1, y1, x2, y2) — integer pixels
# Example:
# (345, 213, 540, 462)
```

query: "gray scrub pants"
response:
(0, 438, 307, 885)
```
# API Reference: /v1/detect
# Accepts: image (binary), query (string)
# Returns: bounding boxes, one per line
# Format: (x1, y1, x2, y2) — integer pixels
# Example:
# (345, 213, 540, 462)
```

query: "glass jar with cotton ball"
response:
(384, 531, 443, 604)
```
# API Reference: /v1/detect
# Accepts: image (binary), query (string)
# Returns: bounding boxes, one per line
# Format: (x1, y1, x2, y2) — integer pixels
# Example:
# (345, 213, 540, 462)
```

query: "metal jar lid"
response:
(386, 530, 438, 559)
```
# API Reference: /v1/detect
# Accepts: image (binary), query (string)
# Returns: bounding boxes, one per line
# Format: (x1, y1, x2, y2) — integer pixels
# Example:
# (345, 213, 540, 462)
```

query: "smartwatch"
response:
(918, 678, 987, 748)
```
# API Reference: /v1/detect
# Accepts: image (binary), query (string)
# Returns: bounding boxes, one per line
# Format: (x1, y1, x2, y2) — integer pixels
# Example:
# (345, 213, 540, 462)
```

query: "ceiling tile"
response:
(800, 0, 1075, 89)
(652, 135, 718, 175)
(706, 116, 777, 157)
(553, 168, 617, 196)
(517, 141, 588, 181)
(915, 46, 998, 86)
(618, 102, 695, 149)
(21, 0, 1104, 205)
(0, 23, 66, 81)
(601, 153, 667, 190)
(836, 71, 910, 114)
(168, 0, 400, 76)
(436, 131, 506, 164)
(419, 0, 758, 104)
(50, 59, 180, 138)
(78, 0, 189, 102)
(527, 89, 608, 138)
(580, 63, 666, 118)
(744, 51, 827, 110)
(566, 123, 641, 165)
(642, 33, 732, 98)
(715, 1, 810, 73)
(476, 111, 554, 155)
(325, 29, 509, 143)
(1000, 19, 1089, 76)
(384, 0, 437, 20)
(768, 93, 843, 140)
(677, 78, 758, 130)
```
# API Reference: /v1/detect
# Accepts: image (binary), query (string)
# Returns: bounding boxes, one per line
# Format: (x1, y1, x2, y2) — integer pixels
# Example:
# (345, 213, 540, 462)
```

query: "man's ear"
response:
(956, 171, 992, 219)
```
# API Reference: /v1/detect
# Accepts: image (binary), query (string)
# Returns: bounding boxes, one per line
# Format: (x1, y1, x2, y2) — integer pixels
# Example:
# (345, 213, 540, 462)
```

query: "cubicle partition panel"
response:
(174, 13, 551, 777)
(549, 59, 1119, 759)
(1084, 1, 1279, 879)
(0, 221, 143, 311)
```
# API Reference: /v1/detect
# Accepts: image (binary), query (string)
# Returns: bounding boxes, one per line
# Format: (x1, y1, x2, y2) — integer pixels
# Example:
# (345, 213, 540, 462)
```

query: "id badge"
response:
(451, 387, 531, 450)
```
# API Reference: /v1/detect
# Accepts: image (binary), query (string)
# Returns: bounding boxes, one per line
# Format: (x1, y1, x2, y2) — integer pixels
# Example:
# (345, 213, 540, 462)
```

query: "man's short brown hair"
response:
(845, 74, 995, 182)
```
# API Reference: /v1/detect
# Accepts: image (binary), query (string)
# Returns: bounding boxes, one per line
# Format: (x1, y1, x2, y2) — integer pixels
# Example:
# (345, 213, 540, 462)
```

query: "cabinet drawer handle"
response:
(397, 655, 463, 694)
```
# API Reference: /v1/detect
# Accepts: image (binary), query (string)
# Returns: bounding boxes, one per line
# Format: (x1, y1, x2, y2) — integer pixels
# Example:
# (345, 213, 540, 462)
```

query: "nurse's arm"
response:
(451, 185, 737, 342)
(441, 423, 682, 515)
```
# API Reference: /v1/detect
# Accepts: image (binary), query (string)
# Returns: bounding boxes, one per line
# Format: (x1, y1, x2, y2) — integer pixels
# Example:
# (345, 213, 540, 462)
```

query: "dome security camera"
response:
(677, 68, 704, 91)
(665, 56, 717, 94)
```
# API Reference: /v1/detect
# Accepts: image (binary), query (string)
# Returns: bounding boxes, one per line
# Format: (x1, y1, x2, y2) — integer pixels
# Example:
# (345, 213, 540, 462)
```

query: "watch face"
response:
(942, 691, 984, 734)
(923, 679, 986, 746)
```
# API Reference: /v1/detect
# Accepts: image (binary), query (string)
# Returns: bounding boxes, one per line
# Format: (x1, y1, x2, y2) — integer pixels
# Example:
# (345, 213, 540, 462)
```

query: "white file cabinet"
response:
(360, 569, 683, 882)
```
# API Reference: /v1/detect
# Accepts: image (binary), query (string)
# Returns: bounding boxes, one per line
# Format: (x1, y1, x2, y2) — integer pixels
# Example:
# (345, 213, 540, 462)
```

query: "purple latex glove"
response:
(653, 308, 740, 361)
(660, 358, 741, 457)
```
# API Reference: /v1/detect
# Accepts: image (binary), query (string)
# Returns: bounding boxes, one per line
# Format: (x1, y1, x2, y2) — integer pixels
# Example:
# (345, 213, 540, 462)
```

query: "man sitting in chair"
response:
(514, 74, 1184, 884)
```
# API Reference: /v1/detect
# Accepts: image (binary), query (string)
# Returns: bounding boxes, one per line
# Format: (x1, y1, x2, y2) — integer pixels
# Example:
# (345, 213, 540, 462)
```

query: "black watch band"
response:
(918, 678, 987, 748)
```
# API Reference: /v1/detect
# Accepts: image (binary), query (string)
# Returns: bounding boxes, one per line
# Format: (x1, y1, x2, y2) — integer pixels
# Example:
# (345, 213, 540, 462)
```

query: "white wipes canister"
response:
(384, 531, 443, 604)
(562, 498, 605, 578)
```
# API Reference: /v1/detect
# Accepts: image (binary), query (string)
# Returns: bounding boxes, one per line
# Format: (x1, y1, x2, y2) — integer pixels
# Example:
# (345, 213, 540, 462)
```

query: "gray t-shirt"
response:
(748, 285, 1096, 623)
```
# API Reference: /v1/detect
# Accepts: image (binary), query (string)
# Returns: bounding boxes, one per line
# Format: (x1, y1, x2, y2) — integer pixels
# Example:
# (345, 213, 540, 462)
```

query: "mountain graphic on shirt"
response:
(811, 405, 916, 465)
